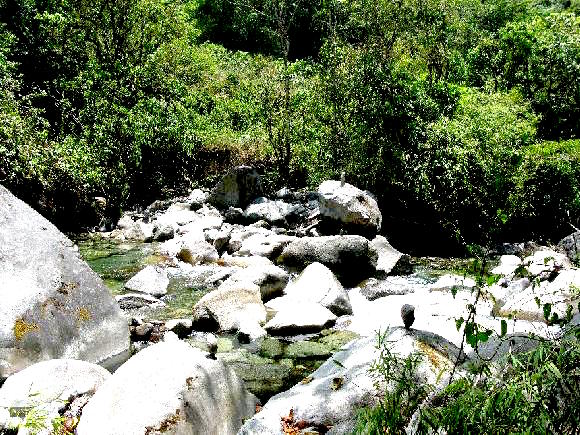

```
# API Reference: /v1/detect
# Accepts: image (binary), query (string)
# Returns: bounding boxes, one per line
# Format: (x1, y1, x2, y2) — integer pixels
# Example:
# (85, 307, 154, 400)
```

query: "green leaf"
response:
(500, 319, 507, 337)
(546, 361, 562, 379)
(477, 330, 492, 343)
(543, 303, 552, 321)
(486, 274, 500, 286)
(455, 317, 465, 331)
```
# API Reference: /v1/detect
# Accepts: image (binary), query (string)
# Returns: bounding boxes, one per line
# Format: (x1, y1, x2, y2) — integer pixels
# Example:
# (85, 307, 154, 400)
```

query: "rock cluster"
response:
(2, 168, 579, 435)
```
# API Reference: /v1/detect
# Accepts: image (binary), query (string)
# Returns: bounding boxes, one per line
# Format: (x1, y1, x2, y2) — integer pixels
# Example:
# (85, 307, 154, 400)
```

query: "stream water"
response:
(72, 233, 472, 402)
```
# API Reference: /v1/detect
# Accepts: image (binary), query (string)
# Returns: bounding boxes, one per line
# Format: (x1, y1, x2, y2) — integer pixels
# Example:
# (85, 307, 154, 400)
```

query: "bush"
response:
(507, 139, 580, 240)
(356, 326, 580, 434)
(413, 87, 538, 243)
(420, 327, 580, 433)
(497, 12, 580, 139)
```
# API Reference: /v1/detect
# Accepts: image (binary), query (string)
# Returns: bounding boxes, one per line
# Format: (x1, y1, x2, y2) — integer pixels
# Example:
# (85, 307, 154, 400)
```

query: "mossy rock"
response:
(217, 337, 235, 353)
(284, 341, 333, 359)
(217, 349, 293, 401)
(319, 330, 359, 350)
(259, 338, 284, 359)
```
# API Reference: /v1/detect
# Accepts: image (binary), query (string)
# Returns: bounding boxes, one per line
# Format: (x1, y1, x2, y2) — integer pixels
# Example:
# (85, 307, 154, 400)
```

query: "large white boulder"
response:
(317, 180, 382, 235)
(77, 340, 257, 435)
(0, 185, 130, 380)
(192, 280, 267, 334)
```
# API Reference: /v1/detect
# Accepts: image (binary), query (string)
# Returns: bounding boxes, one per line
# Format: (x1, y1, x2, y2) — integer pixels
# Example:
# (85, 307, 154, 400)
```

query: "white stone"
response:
(280, 262, 352, 315)
(523, 249, 571, 277)
(0, 185, 130, 380)
(239, 329, 457, 434)
(193, 281, 267, 332)
(124, 266, 169, 297)
(0, 359, 110, 432)
(371, 235, 412, 275)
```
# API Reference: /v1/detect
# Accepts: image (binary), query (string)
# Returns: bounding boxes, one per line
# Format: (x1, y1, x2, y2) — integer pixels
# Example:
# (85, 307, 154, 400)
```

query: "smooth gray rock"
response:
(208, 166, 262, 209)
(77, 340, 257, 435)
(280, 262, 352, 315)
(401, 304, 415, 329)
(0, 359, 110, 432)
(370, 235, 412, 275)
(124, 266, 169, 297)
(559, 231, 580, 263)
(0, 185, 130, 380)
(317, 180, 382, 235)
(279, 235, 377, 286)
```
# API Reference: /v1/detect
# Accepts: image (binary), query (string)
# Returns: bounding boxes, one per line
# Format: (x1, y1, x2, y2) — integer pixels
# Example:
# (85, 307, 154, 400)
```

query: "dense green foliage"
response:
(0, 0, 579, 247)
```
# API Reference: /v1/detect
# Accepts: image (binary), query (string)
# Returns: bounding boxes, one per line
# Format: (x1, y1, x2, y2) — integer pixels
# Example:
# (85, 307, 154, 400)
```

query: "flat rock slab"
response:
(0, 185, 130, 380)
(264, 302, 337, 335)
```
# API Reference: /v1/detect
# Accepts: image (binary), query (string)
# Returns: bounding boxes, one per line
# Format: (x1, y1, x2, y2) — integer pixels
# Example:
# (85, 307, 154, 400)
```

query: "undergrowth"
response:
(355, 325, 580, 434)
